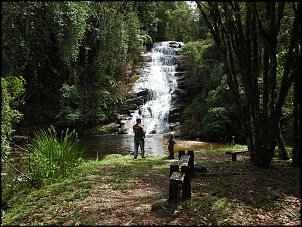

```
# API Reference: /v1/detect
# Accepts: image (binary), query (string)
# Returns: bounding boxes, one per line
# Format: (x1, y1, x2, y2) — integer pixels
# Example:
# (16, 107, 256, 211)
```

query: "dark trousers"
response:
(168, 144, 174, 158)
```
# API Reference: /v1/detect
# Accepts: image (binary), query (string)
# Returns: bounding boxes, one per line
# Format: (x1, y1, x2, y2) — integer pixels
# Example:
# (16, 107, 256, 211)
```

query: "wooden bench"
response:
(225, 150, 247, 162)
(168, 171, 186, 203)
(168, 150, 194, 203)
(179, 150, 195, 178)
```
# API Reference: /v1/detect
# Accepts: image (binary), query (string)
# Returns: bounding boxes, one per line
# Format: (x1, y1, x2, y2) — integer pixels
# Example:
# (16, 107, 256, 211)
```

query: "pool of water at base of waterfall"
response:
(1, 134, 222, 173)
(79, 133, 223, 160)
(79, 133, 168, 160)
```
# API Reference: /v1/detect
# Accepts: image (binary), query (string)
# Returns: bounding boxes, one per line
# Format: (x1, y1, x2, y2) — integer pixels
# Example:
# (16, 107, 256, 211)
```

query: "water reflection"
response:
(79, 133, 222, 160)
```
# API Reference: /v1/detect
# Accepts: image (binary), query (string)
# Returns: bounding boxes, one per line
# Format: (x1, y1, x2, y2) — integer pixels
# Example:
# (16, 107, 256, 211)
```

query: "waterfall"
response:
(124, 41, 183, 134)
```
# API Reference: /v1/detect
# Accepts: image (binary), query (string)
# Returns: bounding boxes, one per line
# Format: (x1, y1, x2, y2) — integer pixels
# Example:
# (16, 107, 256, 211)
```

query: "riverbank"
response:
(1, 149, 300, 226)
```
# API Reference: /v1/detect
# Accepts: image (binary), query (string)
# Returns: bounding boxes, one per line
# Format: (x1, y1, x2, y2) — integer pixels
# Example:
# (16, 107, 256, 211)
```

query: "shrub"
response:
(28, 126, 85, 186)
(1, 76, 26, 158)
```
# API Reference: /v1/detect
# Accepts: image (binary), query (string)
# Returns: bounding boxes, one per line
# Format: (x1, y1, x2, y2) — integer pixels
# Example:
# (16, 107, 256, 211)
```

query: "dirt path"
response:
(52, 142, 300, 226)
(75, 174, 171, 226)
(72, 151, 254, 226)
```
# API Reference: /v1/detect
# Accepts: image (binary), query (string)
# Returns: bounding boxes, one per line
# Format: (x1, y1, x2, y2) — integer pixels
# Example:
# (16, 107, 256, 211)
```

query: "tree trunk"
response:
(249, 119, 276, 168)
(250, 145, 275, 168)
(292, 75, 300, 166)
(277, 122, 290, 160)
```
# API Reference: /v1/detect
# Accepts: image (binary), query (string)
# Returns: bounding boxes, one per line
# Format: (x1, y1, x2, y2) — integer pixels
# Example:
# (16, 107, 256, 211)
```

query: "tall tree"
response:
(195, 2, 300, 168)
(292, 72, 300, 166)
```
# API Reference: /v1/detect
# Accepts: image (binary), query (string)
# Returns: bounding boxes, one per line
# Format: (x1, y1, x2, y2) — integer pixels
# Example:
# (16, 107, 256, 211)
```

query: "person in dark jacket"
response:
(133, 118, 146, 159)
(166, 126, 176, 159)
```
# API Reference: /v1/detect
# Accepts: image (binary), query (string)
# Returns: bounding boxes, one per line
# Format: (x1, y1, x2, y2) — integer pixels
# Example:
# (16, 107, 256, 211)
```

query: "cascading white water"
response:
(125, 41, 182, 134)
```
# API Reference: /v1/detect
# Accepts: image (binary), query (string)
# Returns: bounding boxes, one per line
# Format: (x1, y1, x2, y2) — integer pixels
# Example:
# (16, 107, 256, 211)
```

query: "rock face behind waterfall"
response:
(117, 41, 190, 136)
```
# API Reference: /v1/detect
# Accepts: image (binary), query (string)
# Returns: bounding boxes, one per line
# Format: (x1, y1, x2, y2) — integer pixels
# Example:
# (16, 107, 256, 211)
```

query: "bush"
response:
(28, 126, 86, 186)
(1, 76, 26, 158)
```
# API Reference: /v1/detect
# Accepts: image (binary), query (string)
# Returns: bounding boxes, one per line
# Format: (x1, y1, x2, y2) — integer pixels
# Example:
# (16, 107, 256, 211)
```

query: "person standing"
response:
(133, 118, 146, 159)
(166, 126, 176, 159)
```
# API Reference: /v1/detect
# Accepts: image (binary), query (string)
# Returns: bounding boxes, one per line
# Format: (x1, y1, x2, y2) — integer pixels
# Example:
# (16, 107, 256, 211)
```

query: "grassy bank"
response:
(1, 149, 300, 226)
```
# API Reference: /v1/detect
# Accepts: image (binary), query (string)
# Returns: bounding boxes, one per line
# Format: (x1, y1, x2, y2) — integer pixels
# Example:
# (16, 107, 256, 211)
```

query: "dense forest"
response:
(1, 1, 300, 175)
(1, 2, 300, 224)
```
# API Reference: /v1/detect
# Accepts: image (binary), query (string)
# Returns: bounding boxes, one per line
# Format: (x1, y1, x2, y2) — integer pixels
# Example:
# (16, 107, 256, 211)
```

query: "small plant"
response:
(1, 173, 29, 209)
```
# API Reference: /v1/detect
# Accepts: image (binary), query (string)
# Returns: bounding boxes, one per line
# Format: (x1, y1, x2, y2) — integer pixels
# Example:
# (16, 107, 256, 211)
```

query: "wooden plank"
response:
(225, 150, 247, 154)
(180, 154, 190, 161)
(225, 150, 247, 161)
(179, 155, 190, 166)
(170, 172, 185, 183)
(168, 178, 180, 203)
(170, 165, 179, 177)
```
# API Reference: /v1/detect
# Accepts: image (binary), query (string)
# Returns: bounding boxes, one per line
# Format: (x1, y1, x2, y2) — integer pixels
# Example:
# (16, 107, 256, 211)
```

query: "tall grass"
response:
(28, 126, 86, 186)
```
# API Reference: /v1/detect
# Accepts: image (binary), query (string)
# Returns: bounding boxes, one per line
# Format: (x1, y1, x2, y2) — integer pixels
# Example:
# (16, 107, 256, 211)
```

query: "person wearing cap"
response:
(133, 118, 146, 159)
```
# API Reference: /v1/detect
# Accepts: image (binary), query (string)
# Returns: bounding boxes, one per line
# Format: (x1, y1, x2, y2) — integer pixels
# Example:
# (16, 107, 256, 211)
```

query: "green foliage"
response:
(2, 3, 31, 75)
(135, 1, 171, 42)
(180, 40, 243, 142)
(125, 11, 150, 64)
(183, 75, 245, 143)
(2, 76, 26, 99)
(48, 2, 91, 65)
(165, 1, 197, 42)
(1, 76, 26, 157)
(135, 1, 200, 42)
(28, 127, 85, 186)
(180, 41, 205, 83)
(2, 2, 151, 129)
(180, 40, 221, 95)
(56, 84, 82, 128)
(201, 107, 233, 141)
(1, 173, 31, 210)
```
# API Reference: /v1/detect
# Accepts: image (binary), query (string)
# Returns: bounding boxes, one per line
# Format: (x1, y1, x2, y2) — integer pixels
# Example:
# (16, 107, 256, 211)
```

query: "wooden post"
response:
(170, 165, 179, 177)
(188, 150, 195, 178)
(180, 165, 191, 199)
(231, 153, 237, 161)
(168, 179, 179, 203)
(168, 172, 185, 203)
(179, 150, 185, 160)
